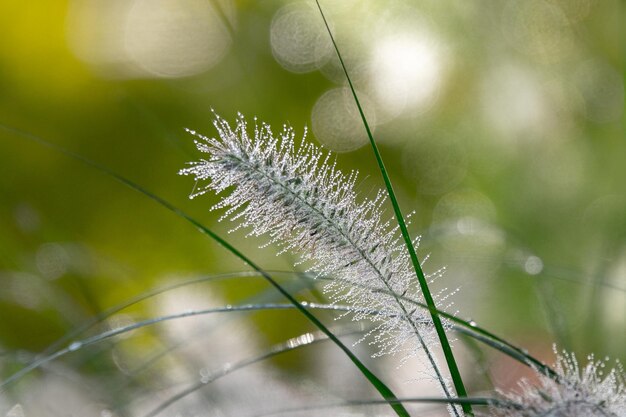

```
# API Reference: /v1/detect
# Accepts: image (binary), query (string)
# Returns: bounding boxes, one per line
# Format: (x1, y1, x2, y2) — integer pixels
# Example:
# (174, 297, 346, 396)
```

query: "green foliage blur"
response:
(0, 0, 624, 414)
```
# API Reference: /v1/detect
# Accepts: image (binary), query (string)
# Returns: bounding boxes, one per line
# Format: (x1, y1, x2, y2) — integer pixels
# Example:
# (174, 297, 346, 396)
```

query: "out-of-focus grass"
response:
(0, 0, 624, 415)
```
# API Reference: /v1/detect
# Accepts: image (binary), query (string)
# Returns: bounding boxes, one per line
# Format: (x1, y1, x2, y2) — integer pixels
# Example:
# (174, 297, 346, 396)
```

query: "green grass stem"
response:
(314, 1, 472, 415)
(254, 396, 519, 417)
(0, 124, 410, 417)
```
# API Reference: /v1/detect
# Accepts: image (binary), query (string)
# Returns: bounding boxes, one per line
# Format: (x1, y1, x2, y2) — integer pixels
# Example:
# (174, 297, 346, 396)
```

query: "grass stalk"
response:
(0, 124, 410, 417)
(254, 396, 518, 417)
(314, 1, 472, 415)
(23, 269, 558, 385)
(0, 302, 362, 390)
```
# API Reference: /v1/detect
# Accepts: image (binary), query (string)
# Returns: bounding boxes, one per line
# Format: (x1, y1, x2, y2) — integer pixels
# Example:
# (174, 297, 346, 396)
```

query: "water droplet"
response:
(524, 255, 544, 275)
(300, 301, 308, 307)
(68, 341, 82, 351)
(199, 367, 210, 384)
(468, 320, 477, 327)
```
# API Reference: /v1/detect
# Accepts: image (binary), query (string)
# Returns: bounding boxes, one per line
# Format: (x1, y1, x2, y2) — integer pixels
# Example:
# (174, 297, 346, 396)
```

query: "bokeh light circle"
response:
(124, 0, 232, 78)
(67, 0, 233, 79)
(311, 87, 376, 153)
(369, 30, 445, 119)
(270, 1, 333, 73)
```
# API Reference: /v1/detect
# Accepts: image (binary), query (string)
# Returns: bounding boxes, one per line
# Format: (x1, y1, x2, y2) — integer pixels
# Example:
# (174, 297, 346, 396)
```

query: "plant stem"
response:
(0, 123, 411, 417)
(230, 150, 461, 416)
(314, 2, 472, 415)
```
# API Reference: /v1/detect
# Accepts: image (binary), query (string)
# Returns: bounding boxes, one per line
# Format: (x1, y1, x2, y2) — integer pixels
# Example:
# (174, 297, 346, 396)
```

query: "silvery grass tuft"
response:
(179, 113, 457, 392)
(494, 348, 625, 417)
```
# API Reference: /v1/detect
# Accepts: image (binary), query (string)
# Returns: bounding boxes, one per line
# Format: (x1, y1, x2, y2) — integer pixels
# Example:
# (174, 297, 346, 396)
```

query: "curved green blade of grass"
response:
(47, 266, 557, 387)
(0, 269, 557, 392)
(0, 297, 558, 394)
(74, 268, 561, 380)
(74, 272, 322, 399)
(253, 396, 521, 417)
(386, 290, 559, 380)
(0, 302, 362, 390)
(314, 2, 471, 414)
(0, 124, 410, 417)
(141, 271, 558, 381)
(64, 264, 558, 384)
(1, 305, 364, 417)
(40, 271, 262, 355)
(107, 269, 559, 379)
(41, 269, 320, 357)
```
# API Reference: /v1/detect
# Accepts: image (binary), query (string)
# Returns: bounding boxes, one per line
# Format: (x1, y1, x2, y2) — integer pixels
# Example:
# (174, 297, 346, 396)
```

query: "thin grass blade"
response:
(313, 2, 471, 414)
(0, 124, 410, 417)
(252, 396, 519, 417)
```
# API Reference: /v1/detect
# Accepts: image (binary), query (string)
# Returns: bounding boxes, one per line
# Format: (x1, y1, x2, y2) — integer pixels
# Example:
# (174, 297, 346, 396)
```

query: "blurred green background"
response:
(0, 0, 624, 415)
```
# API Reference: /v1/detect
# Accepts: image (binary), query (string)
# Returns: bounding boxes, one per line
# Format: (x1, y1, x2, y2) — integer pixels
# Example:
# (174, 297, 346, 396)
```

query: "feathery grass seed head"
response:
(493, 348, 626, 417)
(179, 113, 453, 362)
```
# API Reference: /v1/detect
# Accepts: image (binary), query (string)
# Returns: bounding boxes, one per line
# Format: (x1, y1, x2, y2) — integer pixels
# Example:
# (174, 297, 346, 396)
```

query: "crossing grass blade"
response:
(253, 396, 520, 417)
(314, 1, 472, 414)
(309, 273, 558, 380)
(0, 302, 362, 390)
(0, 124, 411, 417)
(9, 267, 556, 391)
(40, 272, 263, 355)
